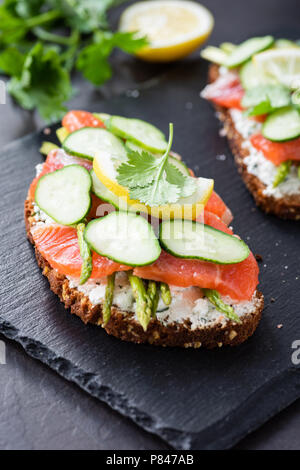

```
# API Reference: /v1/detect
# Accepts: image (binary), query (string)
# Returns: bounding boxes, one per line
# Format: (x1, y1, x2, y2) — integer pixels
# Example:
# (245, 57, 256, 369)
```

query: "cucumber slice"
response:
(107, 116, 167, 153)
(159, 220, 250, 264)
(91, 169, 121, 209)
(239, 60, 275, 89)
(262, 106, 300, 142)
(226, 35, 274, 68)
(63, 127, 127, 161)
(125, 141, 190, 176)
(93, 112, 111, 122)
(240, 61, 258, 89)
(220, 42, 236, 54)
(35, 165, 92, 226)
(85, 212, 161, 266)
(200, 46, 228, 65)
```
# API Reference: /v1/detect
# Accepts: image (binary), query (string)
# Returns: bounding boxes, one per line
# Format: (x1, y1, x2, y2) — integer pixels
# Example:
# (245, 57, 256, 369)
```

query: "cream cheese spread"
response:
(67, 273, 258, 329)
(229, 109, 300, 198)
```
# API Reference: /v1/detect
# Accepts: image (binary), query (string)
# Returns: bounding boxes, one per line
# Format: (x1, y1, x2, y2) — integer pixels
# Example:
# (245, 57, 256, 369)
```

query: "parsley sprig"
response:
(0, 0, 148, 122)
(117, 124, 197, 206)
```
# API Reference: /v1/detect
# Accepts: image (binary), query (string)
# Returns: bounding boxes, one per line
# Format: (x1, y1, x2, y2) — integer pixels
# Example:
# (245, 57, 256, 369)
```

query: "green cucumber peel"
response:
(225, 35, 274, 68)
(262, 106, 300, 142)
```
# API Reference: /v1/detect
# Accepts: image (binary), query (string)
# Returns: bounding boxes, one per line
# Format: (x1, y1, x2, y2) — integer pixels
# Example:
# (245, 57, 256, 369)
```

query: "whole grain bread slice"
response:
(25, 198, 264, 348)
(208, 64, 300, 221)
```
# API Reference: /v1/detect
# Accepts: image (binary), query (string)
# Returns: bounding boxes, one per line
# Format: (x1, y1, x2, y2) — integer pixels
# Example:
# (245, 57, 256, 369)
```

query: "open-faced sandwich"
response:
(201, 36, 300, 220)
(25, 110, 263, 348)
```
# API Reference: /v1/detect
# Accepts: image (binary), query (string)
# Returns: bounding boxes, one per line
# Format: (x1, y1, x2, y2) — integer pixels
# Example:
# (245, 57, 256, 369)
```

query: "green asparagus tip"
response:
(160, 282, 172, 306)
(129, 274, 152, 331)
(204, 289, 241, 323)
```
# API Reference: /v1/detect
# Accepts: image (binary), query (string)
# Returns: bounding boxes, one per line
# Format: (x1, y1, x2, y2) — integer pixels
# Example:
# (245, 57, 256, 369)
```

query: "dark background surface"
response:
(0, 0, 299, 450)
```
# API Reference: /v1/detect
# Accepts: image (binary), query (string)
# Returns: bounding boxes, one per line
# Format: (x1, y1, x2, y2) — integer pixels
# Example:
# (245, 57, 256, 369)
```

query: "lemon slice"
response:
(93, 151, 213, 219)
(253, 48, 300, 88)
(119, 0, 214, 62)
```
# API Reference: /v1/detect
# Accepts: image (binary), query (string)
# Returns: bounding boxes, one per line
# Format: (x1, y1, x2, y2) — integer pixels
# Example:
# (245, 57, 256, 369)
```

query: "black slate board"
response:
(0, 60, 300, 450)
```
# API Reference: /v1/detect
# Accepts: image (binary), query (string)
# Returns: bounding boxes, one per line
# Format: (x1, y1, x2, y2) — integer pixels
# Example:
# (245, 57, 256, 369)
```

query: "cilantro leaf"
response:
(112, 32, 149, 54)
(165, 162, 196, 198)
(117, 150, 159, 188)
(76, 41, 113, 86)
(15, 0, 44, 18)
(50, 0, 127, 33)
(0, 1, 61, 46)
(117, 124, 197, 206)
(0, 1, 148, 121)
(8, 42, 73, 122)
(130, 178, 181, 206)
(0, 47, 25, 76)
(242, 84, 291, 116)
(0, 3, 28, 44)
(76, 31, 148, 86)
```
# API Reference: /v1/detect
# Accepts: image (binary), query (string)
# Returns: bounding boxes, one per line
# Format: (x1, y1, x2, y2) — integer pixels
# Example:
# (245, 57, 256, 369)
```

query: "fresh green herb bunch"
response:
(0, 0, 148, 122)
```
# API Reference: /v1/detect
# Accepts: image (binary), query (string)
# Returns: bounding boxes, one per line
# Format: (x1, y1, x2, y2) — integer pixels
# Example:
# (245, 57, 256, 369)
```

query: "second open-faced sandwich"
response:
(25, 110, 263, 348)
(201, 36, 300, 220)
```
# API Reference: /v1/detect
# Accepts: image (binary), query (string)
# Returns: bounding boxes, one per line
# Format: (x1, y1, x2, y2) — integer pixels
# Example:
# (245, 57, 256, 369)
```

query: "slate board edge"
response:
(1, 319, 299, 450)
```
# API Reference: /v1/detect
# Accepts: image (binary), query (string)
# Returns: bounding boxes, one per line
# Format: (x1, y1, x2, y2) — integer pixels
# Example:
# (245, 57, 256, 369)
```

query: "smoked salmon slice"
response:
(202, 72, 244, 110)
(31, 225, 131, 279)
(205, 191, 233, 225)
(134, 250, 258, 301)
(62, 110, 105, 133)
(31, 213, 257, 300)
(250, 133, 300, 165)
(200, 211, 233, 234)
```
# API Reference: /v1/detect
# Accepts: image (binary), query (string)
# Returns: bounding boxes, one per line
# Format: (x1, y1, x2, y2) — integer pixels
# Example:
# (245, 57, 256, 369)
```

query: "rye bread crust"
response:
(208, 64, 300, 220)
(25, 198, 263, 348)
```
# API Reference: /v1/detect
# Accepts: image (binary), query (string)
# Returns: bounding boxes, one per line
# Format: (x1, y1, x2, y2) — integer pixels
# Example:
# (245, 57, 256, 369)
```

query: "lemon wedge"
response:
(119, 0, 214, 62)
(253, 48, 300, 88)
(93, 150, 213, 219)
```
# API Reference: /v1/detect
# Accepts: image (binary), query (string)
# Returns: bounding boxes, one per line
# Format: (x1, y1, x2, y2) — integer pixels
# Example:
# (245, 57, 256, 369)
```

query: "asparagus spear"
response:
(160, 282, 172, 306)
(273, 160, 292, 188)
(128, 273, 152, 331)
(203, 289, 241, 323)
(101, 273, 116, 326)
(147, 281, 159, 318)
(77, 223, 93, 285)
